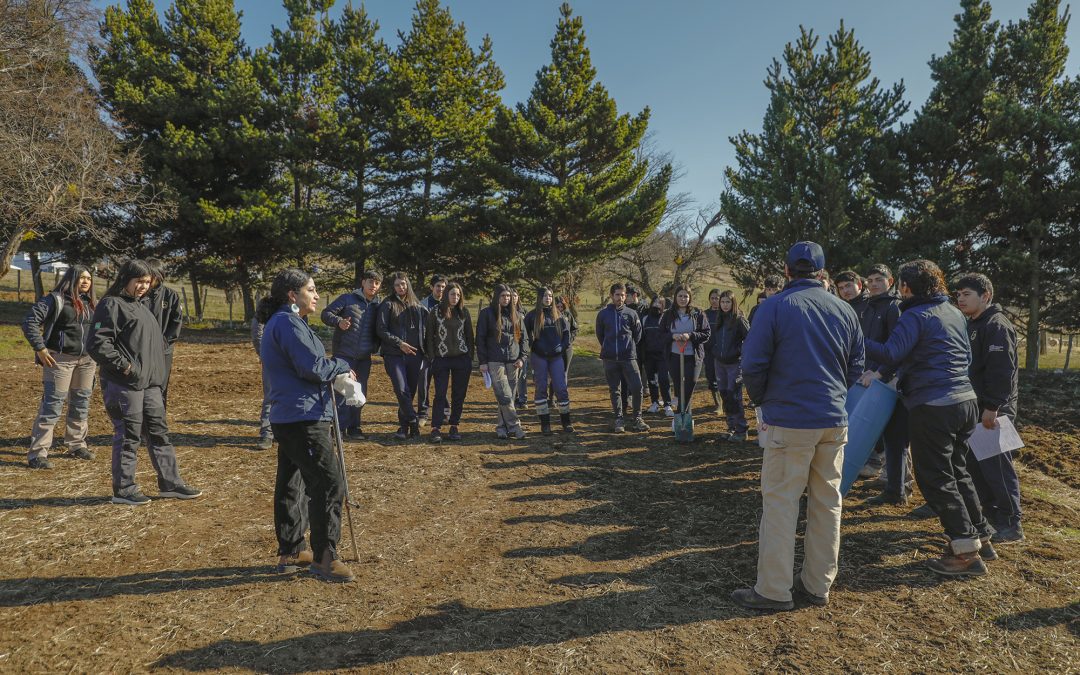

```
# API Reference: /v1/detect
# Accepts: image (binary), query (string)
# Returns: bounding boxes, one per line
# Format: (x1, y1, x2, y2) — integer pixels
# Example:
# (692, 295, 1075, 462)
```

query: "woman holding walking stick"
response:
(257, 268, 355, 583)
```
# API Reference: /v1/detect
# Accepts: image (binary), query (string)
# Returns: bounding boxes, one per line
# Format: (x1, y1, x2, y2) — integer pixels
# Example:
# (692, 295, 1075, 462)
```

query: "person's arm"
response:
(375, 302, 400, 349)
(865, 312, 920, 367)
(423, 310, 435, 358)
(87, 298, 135, 380)
(631, 311, 643, 345)
(463, 309, 476, 360)
(163, 289, 183, 345)
(321, 293, 348, 329)
(977, 319, 1017, 416)
(518, 316, 530, 361)
(594, 309, 606, 348)
(475, 309, 489, 365)
(567, 312, 578, 343)
(278, 317, 350, 384)
(846, 321, 866, 389)
(21, 295, 54, 353)
(250, 318, 263, 355)
(740, 305, 776, 405)
(690, 311, 711, 347)
(559, 317, 571, 354)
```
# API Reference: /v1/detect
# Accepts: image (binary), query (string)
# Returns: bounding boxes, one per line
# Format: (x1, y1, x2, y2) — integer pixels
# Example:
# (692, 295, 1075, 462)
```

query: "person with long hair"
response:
(423, 281, 474, 443)
(524, 287, 575, 435)
(376, 272, 428, 441)
(863, 259, 993, 577)
(660, 286, 712, 418)
(641, 296, 673, 416)
(21, 265, 99, 468)
(510, 288, 530, 410)
(257, 268, 354, 582)
(477, 283, 529, 439)
(712, 290, 751, 440)
(88, 259, 201, 504)
(703, 289, 723, 414)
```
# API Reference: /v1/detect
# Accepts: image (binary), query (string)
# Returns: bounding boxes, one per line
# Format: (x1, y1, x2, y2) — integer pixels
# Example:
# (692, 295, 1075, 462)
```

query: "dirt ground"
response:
(0, 333, 1077, 673)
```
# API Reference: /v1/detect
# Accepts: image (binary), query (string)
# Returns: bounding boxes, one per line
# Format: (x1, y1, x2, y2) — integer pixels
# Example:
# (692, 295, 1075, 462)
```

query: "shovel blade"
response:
(673, 413, 694, 442)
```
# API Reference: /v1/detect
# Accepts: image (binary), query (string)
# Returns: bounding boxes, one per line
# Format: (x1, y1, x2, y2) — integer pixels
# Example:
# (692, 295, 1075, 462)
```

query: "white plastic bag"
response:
(333, 373, 366, 407)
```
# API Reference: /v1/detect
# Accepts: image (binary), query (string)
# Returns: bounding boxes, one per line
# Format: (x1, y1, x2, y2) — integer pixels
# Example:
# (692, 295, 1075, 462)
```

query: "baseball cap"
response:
(786, 241, 825, 272)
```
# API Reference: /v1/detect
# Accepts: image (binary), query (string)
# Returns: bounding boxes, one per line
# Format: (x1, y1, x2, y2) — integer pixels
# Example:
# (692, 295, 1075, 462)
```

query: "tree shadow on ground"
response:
(994, 602, 1079, 638)
(0, 496, 112, 510)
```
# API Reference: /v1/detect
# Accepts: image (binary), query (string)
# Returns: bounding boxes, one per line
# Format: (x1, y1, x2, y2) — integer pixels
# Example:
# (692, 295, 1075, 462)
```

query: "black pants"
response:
(667, 352, 700, 414)
(642, 352, 671, 405)
(431, 354, 472, 428)
(271, 420, 343, 561)
(908, 400, 990, 547)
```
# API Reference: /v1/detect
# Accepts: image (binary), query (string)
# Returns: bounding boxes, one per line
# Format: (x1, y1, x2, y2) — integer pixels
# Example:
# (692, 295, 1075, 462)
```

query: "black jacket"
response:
(659, 307, 712, 363)
(846, 289, 872, 334)
(967, 304, 1019, 418)
(376, 300, 427, 357)
(710, 312, 750, 364)
(641, 311, 668, 356)
(22, 292, 93, 359)
(144, 285, 183, 355)
(87, 294, 169, 389)
(476, 305, 529, 364)
(863, 290, 902, 374)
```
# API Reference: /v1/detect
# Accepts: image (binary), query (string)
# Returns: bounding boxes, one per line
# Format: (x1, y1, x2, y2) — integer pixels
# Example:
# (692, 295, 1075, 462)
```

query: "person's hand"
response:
(399, 342, 417, 356)
(338, 318, 351, 331)
(514, 359, 523, 370)
(349, 370, 357, 381)
(981, 410, 999, 430)
(479, 363, 489, 373)
(36, 349, 57, 368)
(858, 370, 881, 388)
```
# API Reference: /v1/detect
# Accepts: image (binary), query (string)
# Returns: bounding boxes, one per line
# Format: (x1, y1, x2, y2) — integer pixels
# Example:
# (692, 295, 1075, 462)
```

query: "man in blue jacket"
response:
(732, 242, 864, 611)
(321, 270, 381, 440)
(595, 283, 649, 433)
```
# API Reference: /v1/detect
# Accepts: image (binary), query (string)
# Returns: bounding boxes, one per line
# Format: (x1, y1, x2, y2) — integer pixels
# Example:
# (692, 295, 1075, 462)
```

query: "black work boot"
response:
(560, 413, 575, 434)
(539, 414, 553, 436)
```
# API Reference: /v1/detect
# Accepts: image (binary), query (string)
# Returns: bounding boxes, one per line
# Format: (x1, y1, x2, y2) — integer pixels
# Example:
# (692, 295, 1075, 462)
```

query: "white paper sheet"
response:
(967, 416, 1025, 461)
(482, 371, 492, 389)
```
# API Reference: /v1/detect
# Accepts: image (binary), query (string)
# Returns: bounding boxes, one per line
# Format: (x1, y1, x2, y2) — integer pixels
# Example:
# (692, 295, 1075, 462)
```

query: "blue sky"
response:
(99, 0, 1079, 215)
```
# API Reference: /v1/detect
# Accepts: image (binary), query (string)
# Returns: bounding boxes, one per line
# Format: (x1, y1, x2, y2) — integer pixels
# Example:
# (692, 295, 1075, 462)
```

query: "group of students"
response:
(21, 260, 200, 504)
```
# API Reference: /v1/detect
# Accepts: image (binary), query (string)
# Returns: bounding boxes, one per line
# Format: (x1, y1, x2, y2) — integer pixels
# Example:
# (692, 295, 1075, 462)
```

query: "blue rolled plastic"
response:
(840, 379, 899, 496)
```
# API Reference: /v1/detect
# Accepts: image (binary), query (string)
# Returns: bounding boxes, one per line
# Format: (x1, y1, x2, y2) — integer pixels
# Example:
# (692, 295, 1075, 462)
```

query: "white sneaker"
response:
(664, 404, 675, 418)
(647, 402, 660, 414)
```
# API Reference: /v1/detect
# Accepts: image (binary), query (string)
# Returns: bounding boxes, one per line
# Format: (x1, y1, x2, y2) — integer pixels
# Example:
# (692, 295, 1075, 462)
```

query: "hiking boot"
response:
(991, 524, 1025, 544)
(27, 457, 53, 470)
(310, 551, 355, 583)
(979, 537, 998, 561)
(630, 417, 650, 432)
(68, 447, 95, 460)
(612, 417, 625, 433)
(731, 587, 793, 611)
(711, 391, 722, 415)
(112, 491, 150, 506)
(793, 572, 828, 606)
(429, 428, 443, 444)
(927, 550, 986, 577)
(159, 484, 202, 500)
(866, 491, 908, 506)
(255, 436, 274, 451)
(345, 427, 367, 441)
(909, 503, 935, 519)
(393, 428, 408, 441)
(408, 421, 421, 439)
(447, 426, 462, 441)
(647, 402, 660, 414)
(513, 427, 528, 440)
(277, 549, 314, 573)
(726, 431, 747, 442)
(559, 413, 575, 434)
(664, 404, 675, 418)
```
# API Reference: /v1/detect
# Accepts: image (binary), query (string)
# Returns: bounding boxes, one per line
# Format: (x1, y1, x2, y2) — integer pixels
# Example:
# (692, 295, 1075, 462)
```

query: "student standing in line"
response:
(418, 274, 447, 426)
(863, 260, 993, 577)
(703, 289, 723, 415)
(641, 296, 673, 416)
(322, 269, 382, 440)
(257, 268, 354, 582)
(547, 294, 578, 403)
(22, 265, 99, 468)
(660, 286, 711, 419)
(477, 284, 529, 439)
(955, 273, 1024, 543)
(88, 259, 201, 505)
(143, 259, 183, 408)
(510, 288, 530, 410)
(712, 290, 750, 441)
(424, 281, 474, 443)
(376, 272, 427, 441)
(747, 275, 783, 325)
(595, 283, 649, 433)
(250, 314, 273, 450)
(524, 287, 575, 435)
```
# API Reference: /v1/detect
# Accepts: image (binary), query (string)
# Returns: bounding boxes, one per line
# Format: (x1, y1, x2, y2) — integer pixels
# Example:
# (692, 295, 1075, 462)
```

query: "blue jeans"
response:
(531, 353, 569, 415)
(383, 354, 423, 428)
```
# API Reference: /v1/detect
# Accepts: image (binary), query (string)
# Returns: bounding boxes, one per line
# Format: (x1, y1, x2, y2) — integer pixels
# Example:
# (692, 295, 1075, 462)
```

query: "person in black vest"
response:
(524, 287, 575, 435)
(423, 281, 474, 443)
(322, 269, 382, 440)
(88, 259, 201, 505)
(955, 273, 1024, 543)
(660, 286, 711, 419)
(21, 265, 99, 468)
(376, 272, 428, 441)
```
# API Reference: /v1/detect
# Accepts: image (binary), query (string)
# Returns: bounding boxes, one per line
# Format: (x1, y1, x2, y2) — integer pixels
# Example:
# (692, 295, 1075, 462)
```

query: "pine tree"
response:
(718, 24, 907, 286)
(381, 0, 505, 284)
(488, 2, 671, 287)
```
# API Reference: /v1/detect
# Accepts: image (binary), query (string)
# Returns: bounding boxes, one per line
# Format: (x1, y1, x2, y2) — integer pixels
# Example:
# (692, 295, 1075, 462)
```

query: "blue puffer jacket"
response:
(595, 303, 642, 361)
(865, 294, 975, 409)
(261, 306, 350, 424)
(741, 279, 865, 429)
(321, 291, 380, 360)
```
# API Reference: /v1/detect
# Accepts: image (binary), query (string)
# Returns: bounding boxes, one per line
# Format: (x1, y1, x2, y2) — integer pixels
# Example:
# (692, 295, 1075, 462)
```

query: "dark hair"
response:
(670, 285, 698, 313)
(439, 281, 465, 320)
(955, 273, 993, 299)
(53, 264, 96, 317)
(609, 282, 625, 296)
(866, 264, 893, 281)
(834, 270, 861, 286)
(255, 268, 312, 323)
(145, 257, 166, 286)
(105, 259, 154, 298)
(490, 283, 521, 342)
(429, 273, 447, 288)
(718, 289, 743, 323)
(763, 274, 783, 290)
(626, 285, 638, 296)
(532, 286, 563, 340)
(387, 271, 419, 314)
(648, 295, 667, 317)
(899, 260, 948, 298)
(708, 288, 721, 303)
(361, 269, 382, 283)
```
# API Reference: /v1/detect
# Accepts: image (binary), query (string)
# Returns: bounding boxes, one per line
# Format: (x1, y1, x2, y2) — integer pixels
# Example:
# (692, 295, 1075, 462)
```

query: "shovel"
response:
(673, 340, 694, 442)
(329, 387, 361, 563)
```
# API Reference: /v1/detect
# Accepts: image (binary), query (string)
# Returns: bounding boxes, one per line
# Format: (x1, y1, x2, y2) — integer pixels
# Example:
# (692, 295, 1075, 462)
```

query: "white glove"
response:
(333, 373, 366, 407)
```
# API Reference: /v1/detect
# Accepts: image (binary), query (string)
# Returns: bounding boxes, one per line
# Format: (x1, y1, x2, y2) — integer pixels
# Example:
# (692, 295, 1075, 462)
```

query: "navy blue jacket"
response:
(967, 304, 1018, 418)
(321, 291, 380, 360)
(659, 307, 712, 363)
(595, 303, 642, 361)
(641, 311, 668, 356)
(865, 294, 975, 409)
(261, 306, 350, 424)
(741, 279, 865, 429)
(710, 312, 750, 364)
(523, 308, 571, 358)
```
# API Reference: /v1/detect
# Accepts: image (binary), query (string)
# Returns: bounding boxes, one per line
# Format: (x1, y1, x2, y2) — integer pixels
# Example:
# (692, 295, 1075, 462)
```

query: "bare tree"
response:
(0, 0, 156, 277)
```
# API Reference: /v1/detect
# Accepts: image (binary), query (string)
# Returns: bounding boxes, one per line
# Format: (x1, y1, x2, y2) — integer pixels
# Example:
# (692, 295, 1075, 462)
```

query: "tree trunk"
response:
(1064, 335, 1073, 370)
(191, 273, 204, 321)
(29, 251, 45, 299)
(240, 279, 255, 323)
(1024, 236, 1041, 370)
(0, 222, 28, 278)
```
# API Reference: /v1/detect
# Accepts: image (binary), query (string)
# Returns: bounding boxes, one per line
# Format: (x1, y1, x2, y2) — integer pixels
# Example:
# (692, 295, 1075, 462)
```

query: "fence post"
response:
(181, 286, 190, 321)
(16, 269, 21, 302)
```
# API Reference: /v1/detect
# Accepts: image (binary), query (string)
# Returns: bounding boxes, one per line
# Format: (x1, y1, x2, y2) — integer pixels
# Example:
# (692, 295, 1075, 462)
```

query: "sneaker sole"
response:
(309, 569, 355, 583)
(111, 496, 150, 506)
(158, 490, 202, 500)
(926, 562, 987, 577)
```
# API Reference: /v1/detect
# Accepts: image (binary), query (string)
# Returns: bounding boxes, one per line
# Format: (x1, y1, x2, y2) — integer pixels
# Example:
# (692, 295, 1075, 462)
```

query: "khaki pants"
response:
(487, 361, 523, 434)
(754, 425, 846, 602)
(29, 352, 97, 459)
